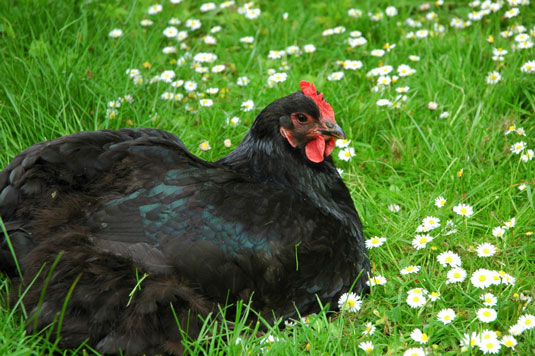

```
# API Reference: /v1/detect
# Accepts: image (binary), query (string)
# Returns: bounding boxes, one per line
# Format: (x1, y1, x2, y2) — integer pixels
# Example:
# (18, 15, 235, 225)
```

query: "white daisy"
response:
(370, 49, 385, 57)
(510, 141, 526, 154)
(437, 251, 462, 267)
(486, 71, 501, 84)
(211, 64, 226, 73)
(406, 293, 427, 308)
(365, 236, 387, 249)
(108, 28, 123, 38)
(400, 265, 420, 275)
(411, 234, 433, 249)
(335, 139, 351, 148)
(410, 328, 429, 344)
(477, 308, 498, 323)
(517, 314, 535, 330)
(459, 332, 479, 348)
(338, 147, 356, 161)
(160, 70, 176, 82)
(428, 291, 440, 301)
(422, 216, 440, 230)
(388, 204, 401, 212)
(199, 99, 213, 107)
(501, 335, 517, 349)
(403, 348, 425, 356)
(376, 99, 392, 107)
(476, 242, 497, 257)
(521, 149, 534, 162)
(437, 308, 456, 324)
(237, 76, 250, 86)
(362, 322, 376, 335)
(509, 323, 524, 335)
(147, 4, 163, 15)
(163, 26, 178, 38)
(184, 80, 197, 92)
(446, 267, 467, 284)
(477, 337, 501, 354)
(434, 196, 446, 208)
(503, 217, 516, 229)
(199, 141, 211, 151)
(453, 203, 474, 217)
(492, 226, 505, 237)
(303, 44, 316, 53)
(338, 292, 362, 312)
(471, 268, 493, 289)
(359, 341, 374, 354)
(160, 92, 173, 100)
(366, 275, 387, 286)
(241, 99, 254, 112)
(327, 71, 344, 81)
(408, 288, 428, 296)
(481, 293, 498, 307)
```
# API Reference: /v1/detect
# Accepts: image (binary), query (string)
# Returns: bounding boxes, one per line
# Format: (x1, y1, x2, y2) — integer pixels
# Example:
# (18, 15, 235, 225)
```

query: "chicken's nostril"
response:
(324, 121, 335, 129)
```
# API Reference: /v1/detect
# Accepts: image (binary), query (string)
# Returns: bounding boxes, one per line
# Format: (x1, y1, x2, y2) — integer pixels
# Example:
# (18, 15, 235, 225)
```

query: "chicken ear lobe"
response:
(305, 135, 325, 163)
(280, 127, 298, 148)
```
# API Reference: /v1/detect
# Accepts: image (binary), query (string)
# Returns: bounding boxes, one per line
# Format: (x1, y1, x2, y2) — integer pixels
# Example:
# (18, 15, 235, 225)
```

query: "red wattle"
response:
(324, 138, 335, 157)
(305, 136, 325, 163)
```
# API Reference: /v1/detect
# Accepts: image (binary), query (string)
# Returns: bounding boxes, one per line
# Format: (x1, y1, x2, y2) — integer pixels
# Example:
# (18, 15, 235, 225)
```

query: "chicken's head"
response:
(276, 81, 346, 163)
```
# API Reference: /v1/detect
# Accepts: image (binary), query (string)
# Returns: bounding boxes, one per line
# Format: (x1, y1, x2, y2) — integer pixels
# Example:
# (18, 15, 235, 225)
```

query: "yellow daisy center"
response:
(419, 237, 427, 243)
(460, 208, 467, 214)
(479, 275, 487, 282)
(505, 340, 514, 347)
(483, 311, 491, 317)
(421, 333, 428, 341)
(347, 300, 355, 308)
(454, 272, 461, 278)
(372, 237, 379, 244)
(483, 248, 490, 254)
(444, 315, 450, 320)
(445, 256, 452, 263)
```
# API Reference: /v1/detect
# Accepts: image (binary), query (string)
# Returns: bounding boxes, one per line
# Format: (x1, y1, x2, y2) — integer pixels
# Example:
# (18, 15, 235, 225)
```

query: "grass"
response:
(1, 0, 534, 354)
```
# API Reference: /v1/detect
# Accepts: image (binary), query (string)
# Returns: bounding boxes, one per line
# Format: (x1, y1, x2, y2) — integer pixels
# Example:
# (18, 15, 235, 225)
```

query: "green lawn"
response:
(1, 0, 534, 355)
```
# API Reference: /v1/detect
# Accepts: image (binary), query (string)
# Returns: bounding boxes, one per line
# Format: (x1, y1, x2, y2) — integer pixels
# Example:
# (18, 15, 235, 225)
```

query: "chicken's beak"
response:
(319, 122, 346, 140)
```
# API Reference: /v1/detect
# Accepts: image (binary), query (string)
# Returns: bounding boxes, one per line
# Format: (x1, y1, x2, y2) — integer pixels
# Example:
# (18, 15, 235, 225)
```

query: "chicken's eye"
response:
(296, 114, 308, 123)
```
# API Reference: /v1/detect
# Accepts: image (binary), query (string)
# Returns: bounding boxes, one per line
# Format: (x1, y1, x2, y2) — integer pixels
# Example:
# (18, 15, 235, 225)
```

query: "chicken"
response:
(0, 81, 370, 355)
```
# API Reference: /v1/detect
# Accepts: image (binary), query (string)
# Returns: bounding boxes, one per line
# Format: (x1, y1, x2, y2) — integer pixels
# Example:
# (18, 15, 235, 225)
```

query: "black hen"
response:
(0, 81, 370, 355)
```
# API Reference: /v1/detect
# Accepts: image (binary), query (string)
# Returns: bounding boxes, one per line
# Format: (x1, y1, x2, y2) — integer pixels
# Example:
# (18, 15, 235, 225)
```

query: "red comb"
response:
(299, 81, 335, 123)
